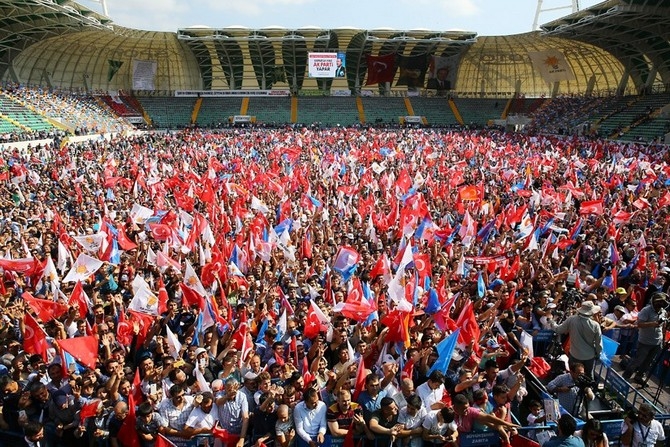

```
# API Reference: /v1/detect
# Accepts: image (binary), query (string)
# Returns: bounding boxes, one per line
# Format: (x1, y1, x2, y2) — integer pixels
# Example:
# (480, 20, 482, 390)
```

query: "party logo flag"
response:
(63, 253, 103, 283)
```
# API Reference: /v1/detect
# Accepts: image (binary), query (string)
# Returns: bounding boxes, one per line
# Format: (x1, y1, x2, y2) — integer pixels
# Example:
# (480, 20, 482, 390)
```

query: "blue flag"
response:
(428, 329, 460, 375)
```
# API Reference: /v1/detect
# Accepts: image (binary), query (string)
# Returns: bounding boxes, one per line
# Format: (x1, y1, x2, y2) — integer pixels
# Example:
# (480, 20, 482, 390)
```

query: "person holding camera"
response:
(547, 362, 594, 415)
(622, 293, 668, 384)
(549, 301, 602, 380)
(621, 403, 666, 447)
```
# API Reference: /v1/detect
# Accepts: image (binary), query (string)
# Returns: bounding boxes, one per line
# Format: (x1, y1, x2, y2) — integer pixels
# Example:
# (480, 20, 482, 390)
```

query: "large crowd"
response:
(0, 122, 666, 447)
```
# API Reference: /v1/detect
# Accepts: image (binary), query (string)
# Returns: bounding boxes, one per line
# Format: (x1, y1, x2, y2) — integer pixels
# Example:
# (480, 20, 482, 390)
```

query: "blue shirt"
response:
(357, 389, 388, 421)
(544, 435, 585, 447)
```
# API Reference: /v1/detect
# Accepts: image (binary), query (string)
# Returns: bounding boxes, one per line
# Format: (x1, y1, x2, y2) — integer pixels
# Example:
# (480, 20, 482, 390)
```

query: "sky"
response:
(81, 0, 604, 36)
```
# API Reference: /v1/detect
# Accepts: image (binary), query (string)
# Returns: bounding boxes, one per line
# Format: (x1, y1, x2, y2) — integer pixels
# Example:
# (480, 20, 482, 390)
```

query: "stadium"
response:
(0, 1, 669, 447)
(0, 0, 668, 137)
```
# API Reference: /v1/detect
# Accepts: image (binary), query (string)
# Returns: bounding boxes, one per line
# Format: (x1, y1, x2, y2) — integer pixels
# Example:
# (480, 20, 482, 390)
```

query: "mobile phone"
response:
(173, 359, 185, 368)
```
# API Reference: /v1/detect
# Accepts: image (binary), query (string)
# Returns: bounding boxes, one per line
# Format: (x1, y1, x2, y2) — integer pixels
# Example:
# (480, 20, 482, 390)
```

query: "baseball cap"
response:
(195, 347, 208, 356)
(615, 287, 627, 295)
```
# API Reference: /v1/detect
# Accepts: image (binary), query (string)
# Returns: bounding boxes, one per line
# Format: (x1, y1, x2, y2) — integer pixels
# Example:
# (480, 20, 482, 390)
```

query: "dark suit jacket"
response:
(426, 78, 451, 90)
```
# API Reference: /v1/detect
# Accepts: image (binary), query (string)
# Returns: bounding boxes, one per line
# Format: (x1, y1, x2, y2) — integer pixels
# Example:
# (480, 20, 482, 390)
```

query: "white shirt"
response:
(185, 405, 218, 430)
(399, 406, 427, 447)
(416, 382, 445, 410)
(622, 420, 665, 447)
(294, 400, 327, 443)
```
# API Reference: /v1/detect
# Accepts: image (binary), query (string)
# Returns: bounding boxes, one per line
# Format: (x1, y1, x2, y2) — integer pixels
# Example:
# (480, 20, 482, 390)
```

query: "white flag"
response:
(183, 259, 207, 297)
(72, 233, 106, 253)
(62, 254, 103, 283)
(128, 276, 159, 316)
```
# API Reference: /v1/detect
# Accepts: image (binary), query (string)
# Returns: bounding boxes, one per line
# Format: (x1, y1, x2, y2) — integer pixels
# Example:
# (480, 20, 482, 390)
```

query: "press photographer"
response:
(547, 363, 596, 417)
(621, 403, 666, 447)
(622, 293, 669, 384)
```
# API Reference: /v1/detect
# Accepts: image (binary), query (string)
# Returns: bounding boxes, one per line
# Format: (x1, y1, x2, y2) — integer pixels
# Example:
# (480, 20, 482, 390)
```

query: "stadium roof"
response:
(542, 0, 670, 90)
(0, 0, 111, 78)
(0, 0, 668, 96)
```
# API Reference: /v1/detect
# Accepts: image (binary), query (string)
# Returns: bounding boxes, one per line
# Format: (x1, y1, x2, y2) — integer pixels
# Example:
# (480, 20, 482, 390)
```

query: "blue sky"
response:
(83, 0, 603, 36)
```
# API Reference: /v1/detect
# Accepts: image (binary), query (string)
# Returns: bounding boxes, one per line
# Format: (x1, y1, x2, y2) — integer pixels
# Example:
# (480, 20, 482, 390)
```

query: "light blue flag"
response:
(428, 329, 460, 375)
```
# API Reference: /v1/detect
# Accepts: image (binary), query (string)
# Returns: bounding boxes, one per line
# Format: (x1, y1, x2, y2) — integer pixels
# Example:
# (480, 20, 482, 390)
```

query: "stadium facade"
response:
(0, 0, 668, 98)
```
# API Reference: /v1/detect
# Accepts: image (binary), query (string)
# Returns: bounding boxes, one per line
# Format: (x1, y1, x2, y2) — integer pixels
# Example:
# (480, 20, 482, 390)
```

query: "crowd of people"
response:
(1, 84, 134, 137)
(0, 118, 666, 447)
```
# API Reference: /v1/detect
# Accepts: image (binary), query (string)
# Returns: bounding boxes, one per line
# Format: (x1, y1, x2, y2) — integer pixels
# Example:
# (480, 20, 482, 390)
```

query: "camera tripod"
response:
(639, 338, 670, 409)
(572, 383, 595, 419)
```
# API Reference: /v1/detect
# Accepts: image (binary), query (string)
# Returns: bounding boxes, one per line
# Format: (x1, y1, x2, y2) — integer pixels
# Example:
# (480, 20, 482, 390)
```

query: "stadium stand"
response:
(137, 96, 197, 129)
(196, 97, 244, 127)
(296, 96, 360, 127)
(454, 98, 505, 126)
(360, 97, 409, 125)
(410, 97, 460, 127)
(247, 96, 292, 125)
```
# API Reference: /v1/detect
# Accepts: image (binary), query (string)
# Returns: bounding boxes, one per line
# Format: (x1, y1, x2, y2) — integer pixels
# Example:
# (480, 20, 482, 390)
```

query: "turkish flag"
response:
(365, 53, 397, 85)
(148, 223, 173, 241)
(23, 292, 68, 322)
(69, 281, 90, 320)
(579, 200, 604, 215)
(57, 336, 99, 370)
(117, 393, 140, 447)
(0, 258, 38, 274)
(303, 307, 322, 340)
(456, 301, 481, 354)
(155, 434, 178, 447)
(381, 310, 410, 344)
(116, 225, 138, 251)
(116, 310, 134, 347)
(23, 313, 48, 361)
(352, 356, 367, 401)
(79, 399, 101, 420)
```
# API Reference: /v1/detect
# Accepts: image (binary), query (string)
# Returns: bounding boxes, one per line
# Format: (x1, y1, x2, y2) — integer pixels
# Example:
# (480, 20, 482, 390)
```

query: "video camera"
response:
(574, 373, 596, 390)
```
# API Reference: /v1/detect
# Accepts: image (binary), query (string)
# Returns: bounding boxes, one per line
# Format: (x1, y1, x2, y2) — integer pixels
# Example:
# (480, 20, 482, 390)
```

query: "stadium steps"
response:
(356, 97, 365, 123)
(453, 98, 503, 126)
(191, 97, 203, 124)
(0, 113, 27, 133)
(123, 95, 151, 125)
(196, 98, 243, 127)
(291, 97, 298, 123)
(240, 97, 250, 115)
(138, 97, 197, 129)
(246, 97, 292, 125)
(296, 97, 359, 126)
(410, 98, 459, 127)
(404, 97, 415, 116)
(360, 97, 407, 125)
(0, 93, 56, 133)
(590, 96, 635, 136)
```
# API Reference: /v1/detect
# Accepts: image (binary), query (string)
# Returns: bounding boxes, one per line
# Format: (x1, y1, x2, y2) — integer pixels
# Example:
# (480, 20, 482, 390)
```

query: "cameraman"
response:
(549, 301, 602, 380)
(621, 403, 665, 447)
(622, 293, 668, 384)
(547, 363, 594, 416)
